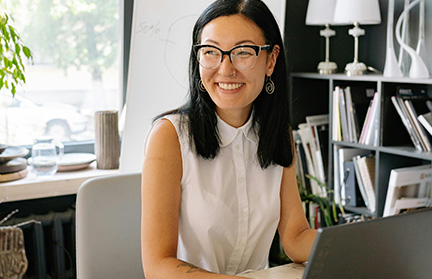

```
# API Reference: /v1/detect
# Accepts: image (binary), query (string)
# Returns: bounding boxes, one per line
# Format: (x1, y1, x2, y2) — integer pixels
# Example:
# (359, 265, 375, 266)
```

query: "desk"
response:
(242, 264, 305, 279)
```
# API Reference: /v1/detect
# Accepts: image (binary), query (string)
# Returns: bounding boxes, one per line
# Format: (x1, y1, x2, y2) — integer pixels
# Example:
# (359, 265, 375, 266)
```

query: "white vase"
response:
(395, 0, 429, 79)
(383, 0, 403, 77)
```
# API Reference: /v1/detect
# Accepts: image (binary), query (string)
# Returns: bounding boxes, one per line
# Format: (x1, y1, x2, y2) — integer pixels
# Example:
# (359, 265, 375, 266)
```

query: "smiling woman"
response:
(141, 1, 317, 278)
(0, 0, 121, 146)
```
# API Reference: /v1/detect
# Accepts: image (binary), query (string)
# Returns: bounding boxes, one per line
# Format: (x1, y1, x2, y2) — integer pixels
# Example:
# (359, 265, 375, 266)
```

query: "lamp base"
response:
(345, 61, 367, 76)
(318, 61, 337, 75)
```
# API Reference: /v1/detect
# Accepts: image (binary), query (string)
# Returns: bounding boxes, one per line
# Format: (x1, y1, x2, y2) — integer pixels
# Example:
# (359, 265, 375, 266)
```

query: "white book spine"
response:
(418, 112, 432, 136)
(404, 99, 431, 151)
(391, 96, 423, 151)
(356, 156, 376, 213)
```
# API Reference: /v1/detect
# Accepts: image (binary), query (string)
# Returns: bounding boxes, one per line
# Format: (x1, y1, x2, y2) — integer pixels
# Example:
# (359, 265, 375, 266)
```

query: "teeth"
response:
(218, 83, 243, 90)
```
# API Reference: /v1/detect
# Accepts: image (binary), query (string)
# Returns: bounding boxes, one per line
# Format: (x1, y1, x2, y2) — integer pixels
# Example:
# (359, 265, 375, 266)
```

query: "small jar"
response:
(32, 136, 64, 176)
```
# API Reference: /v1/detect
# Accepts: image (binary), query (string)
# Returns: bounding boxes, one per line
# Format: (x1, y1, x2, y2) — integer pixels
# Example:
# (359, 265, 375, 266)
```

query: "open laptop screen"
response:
(303, 208, 432, 279)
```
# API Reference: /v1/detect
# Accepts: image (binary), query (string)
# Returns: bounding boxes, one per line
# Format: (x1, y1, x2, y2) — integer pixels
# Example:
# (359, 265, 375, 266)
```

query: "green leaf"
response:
(0, 9, 32, 96)
(12, 57, 19, 68)
(15, 43, 20, 54)
(22, 46, 31, 58)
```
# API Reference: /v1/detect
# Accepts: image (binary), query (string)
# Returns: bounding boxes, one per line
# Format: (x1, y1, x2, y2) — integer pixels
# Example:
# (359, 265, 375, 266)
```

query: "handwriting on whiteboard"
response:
(136, 21, 161, 38)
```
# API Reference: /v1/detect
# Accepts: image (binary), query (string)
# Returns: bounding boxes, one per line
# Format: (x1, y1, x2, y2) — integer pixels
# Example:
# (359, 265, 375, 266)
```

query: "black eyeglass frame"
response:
(193, 44, 272, 70)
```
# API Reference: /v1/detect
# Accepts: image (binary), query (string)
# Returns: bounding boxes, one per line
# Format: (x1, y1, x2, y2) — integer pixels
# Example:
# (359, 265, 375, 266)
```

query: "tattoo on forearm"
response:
(177, 261, 211, 274)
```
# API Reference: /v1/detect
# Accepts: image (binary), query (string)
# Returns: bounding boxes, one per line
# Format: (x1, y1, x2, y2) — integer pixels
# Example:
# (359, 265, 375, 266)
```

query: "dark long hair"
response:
(157, 0, 293, 169)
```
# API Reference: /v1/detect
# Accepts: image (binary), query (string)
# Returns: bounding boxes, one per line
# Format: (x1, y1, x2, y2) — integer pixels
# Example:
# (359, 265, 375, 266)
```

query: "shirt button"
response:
(235, 145, 240, 150)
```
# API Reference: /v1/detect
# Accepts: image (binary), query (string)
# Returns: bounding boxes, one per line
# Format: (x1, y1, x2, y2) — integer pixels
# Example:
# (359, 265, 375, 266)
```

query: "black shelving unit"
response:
(291, 73, 432, 218)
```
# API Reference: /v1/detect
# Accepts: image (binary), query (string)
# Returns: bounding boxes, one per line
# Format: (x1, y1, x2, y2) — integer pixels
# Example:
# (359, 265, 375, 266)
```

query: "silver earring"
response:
(232, 71, 236, 77)
(265, 75, 275, 94)
(198, 80, 206, 92)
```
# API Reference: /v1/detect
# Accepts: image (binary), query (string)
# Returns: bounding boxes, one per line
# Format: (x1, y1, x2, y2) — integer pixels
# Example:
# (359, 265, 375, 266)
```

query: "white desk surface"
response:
(242, 263, 305, 279)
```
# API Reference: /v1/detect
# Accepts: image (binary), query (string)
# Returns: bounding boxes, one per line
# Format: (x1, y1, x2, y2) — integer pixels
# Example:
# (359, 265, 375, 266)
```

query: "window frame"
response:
(15, 0, 134, 155)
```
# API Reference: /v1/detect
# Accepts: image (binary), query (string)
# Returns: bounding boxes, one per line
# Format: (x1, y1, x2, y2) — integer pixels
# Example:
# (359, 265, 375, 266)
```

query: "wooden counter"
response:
(0, 162, 118, 202)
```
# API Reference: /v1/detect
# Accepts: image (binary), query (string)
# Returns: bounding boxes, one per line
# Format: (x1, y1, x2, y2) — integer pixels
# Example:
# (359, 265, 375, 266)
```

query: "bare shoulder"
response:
(143, 118, 182, 178)
(145, 119, 180, 155)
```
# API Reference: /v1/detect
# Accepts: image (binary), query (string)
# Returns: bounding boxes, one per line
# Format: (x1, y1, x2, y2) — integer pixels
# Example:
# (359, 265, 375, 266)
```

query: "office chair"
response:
(75, 172, 145, 279)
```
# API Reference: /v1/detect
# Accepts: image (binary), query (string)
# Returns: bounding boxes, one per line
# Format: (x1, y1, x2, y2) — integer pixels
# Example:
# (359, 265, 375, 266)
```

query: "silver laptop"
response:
(303, 208, 432, 279)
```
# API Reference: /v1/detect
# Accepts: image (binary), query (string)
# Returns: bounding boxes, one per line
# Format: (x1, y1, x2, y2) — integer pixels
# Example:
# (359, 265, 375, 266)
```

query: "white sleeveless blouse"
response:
(162, 114, 283, 275)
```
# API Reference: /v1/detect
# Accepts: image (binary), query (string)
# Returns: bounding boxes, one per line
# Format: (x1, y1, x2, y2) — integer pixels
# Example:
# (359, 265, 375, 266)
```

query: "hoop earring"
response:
(265, 75, 275, 95)
(198, 80, 206, 92)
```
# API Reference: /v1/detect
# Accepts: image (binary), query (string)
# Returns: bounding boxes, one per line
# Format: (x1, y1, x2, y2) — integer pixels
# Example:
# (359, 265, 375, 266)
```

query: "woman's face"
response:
(199, 14, 279, 126)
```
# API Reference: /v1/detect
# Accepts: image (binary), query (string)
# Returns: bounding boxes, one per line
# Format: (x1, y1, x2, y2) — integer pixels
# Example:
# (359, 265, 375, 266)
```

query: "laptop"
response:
(303, 207, 432, 279)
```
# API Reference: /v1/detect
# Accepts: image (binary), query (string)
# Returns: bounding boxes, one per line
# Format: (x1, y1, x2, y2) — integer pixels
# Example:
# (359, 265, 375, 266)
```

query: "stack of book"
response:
(295, 114, 329, 198)
(332, 86, 378, 146)
(391, 87, 432, 152)
(333, 147, 376, 214)
(294, 115, 330, 229)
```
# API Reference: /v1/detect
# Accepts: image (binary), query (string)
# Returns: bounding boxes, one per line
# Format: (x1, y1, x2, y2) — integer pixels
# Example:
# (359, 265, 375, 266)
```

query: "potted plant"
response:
(0, 6, 32, 278)
(0, 7, 32, 96)
(0, 4, 32, 150)
(300, 174, 345, 227)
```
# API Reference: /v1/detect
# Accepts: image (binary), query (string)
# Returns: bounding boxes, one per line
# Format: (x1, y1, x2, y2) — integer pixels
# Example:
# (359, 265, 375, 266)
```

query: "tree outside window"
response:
(0, 0, 120, 145)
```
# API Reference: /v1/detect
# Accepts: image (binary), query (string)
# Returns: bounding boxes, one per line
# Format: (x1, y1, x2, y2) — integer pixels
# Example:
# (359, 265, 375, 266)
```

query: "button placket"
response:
(226, 133, 249, 274)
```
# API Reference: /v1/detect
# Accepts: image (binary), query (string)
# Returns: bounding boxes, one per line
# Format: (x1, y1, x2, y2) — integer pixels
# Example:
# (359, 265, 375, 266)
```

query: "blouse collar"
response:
(216, 113, 258, 147)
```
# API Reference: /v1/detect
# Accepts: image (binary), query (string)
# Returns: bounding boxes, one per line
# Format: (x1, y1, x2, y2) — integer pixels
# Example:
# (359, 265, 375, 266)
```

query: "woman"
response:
(141, 0, 317, 278)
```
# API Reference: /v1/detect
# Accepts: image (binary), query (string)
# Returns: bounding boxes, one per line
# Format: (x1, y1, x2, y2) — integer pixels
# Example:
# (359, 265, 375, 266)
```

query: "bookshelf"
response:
(291, 73, 432, 218)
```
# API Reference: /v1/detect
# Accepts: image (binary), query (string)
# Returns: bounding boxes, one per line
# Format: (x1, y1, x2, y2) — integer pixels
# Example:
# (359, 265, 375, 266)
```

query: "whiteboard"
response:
(120, 0, 286, 173)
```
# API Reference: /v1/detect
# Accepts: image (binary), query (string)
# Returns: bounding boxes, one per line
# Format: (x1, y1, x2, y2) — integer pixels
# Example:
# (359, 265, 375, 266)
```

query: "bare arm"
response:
(278, 158, 317, 263)
(141, 119, 249, 279)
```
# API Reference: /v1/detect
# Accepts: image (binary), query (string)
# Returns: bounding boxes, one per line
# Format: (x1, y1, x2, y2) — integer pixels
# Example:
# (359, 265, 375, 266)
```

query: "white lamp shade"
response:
(334, 0, 381, 25)
(306, 0, 339, 25)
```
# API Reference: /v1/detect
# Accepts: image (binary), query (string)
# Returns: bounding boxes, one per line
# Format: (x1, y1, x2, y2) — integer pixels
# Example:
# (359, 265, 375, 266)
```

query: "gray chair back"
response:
(76, 172, 145, 279)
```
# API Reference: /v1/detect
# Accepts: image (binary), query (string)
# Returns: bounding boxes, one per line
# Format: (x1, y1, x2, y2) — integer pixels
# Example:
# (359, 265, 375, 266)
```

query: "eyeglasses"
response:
(193, 44, 271, 70)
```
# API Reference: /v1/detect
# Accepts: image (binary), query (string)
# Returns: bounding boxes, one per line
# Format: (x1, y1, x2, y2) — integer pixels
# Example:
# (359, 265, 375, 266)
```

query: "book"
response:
(306, 114, 329, 187)
(348, 86, 373, 143)
(397, 96, 425, 151)
(335, 148, 370, 206)
(293, 131, 311, 193)
(361, 92, 379, 146)
(343, 161, 365, 207)
(383, 164, 432, 217)
(338, 88, 349, 142)
(358, 99, 373, 144)
(396, 84, 430, 99)
(344, 87, 358, 143)
(354, 155, 376, 213)
(297, 123, 322, 197)
(391, 96, 423, 151)
(352, 156, 370, 211)
(404, 99, 431, 151)
(418, 112, 432, 136)
(332, 87, 341, 141)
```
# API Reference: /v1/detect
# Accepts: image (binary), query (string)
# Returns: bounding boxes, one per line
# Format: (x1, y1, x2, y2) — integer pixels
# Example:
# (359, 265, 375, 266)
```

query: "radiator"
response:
(2, 209, 76, 279)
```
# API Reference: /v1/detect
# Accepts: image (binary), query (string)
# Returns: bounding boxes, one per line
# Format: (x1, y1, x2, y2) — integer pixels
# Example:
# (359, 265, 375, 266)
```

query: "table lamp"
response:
(334, 0, 381, 76)
(305, 0, 341, 74)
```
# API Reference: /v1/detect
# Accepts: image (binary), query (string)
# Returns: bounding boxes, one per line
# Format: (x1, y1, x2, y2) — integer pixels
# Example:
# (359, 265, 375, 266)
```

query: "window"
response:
(0, 0, 125, 149)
